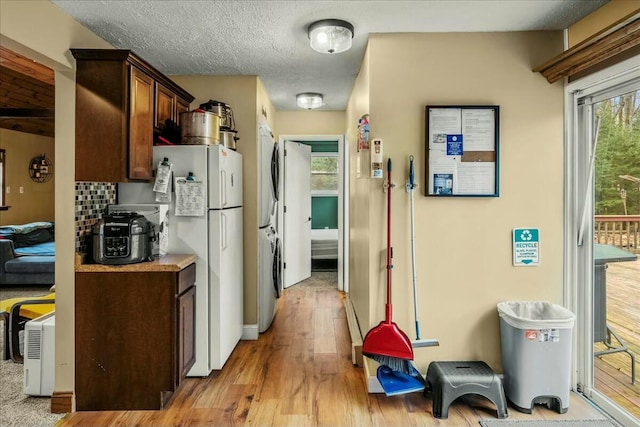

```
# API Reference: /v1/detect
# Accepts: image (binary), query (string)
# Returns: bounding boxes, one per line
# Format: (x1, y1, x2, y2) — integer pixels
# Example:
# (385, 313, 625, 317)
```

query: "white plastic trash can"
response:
(497, 301, 576, 414)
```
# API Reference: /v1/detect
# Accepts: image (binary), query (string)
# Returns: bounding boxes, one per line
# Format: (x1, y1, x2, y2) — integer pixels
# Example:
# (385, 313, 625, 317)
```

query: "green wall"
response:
(295, 140, 338, 153)
(296, 140, 339, 229)
(312, 196, 338, 229)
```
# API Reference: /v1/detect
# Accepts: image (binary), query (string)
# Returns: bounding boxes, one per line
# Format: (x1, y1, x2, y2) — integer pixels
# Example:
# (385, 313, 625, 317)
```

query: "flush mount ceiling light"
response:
(307, 19, 354, 54)
(296, 92, 323, 110)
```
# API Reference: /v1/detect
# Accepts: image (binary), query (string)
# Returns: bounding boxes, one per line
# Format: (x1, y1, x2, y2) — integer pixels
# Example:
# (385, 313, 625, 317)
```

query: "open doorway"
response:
(0, 46, 55, 226)
(277, 134, 349, 292)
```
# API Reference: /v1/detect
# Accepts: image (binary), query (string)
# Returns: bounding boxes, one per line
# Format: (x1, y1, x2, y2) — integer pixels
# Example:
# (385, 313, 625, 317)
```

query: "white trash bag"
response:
(497, 301, 575, 330)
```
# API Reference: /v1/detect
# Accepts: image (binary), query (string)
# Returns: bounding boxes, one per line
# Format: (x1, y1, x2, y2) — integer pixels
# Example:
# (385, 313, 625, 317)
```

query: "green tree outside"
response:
(595, 90, 640, 215)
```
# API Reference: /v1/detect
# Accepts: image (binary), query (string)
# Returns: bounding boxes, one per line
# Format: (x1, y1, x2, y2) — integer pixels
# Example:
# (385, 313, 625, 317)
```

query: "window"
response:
(311, 153, 339, 195)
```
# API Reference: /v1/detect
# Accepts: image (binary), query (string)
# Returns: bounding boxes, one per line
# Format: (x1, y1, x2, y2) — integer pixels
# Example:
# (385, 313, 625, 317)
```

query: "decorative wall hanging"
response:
(29, 154, 53, 183)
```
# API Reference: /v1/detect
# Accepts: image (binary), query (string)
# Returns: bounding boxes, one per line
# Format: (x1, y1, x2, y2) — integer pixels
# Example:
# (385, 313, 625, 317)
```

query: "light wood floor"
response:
(595, 259, 640, 419)
(59, 275, 609, 426)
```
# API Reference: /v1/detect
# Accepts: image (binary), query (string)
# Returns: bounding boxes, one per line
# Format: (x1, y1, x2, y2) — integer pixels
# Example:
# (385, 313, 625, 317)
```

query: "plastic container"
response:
(497, 301, 576, 414)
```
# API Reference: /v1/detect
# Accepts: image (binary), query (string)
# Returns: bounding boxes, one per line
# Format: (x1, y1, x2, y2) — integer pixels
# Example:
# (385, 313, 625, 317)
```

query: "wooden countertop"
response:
(75, 253, 197, 272)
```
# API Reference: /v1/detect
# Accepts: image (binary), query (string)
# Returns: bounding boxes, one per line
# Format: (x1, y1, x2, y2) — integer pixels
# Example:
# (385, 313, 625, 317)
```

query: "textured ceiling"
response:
(51, 0, 608, 111)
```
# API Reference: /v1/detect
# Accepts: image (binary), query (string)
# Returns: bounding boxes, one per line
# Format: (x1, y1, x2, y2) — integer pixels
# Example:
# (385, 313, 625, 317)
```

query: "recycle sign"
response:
(513, 228, 540, 266)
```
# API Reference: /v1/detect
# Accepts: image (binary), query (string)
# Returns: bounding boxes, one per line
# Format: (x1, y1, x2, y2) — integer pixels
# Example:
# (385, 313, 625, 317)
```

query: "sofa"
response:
(0, 222, 55, 286)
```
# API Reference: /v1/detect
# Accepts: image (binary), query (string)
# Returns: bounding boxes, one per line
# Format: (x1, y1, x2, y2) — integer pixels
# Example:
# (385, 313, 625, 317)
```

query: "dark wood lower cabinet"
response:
(75, 263, 195, 410)
(177, 286, 196, 386)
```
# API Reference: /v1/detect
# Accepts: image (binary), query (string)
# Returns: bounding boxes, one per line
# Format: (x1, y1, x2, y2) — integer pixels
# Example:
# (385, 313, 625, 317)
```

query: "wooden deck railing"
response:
(595, 215, 640, 254)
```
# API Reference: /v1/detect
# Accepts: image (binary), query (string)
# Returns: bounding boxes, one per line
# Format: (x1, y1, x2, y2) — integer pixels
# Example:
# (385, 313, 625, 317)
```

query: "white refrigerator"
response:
(118, 145, 243, 375)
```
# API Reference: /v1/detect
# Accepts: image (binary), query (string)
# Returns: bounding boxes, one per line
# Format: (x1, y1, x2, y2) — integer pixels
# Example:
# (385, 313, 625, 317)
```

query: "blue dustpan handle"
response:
(409, 155, 415, 189)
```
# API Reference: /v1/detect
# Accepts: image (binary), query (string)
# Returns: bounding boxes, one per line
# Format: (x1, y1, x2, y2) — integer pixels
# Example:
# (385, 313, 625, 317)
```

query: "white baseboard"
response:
(242, 324, 259, 340)
(363, 357, 384, 394)
(343, 296, 363, 366)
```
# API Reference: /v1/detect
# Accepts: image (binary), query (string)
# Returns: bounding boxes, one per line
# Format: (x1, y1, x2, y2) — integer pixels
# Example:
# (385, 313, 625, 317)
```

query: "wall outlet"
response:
(19, 187, 24, 194)
(5, 187, 9, 193)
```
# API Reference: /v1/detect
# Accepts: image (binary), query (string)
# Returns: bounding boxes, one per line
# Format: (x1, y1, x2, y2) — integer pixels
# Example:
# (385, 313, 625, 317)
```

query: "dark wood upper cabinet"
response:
(129, 67, 154, 180)
(176, 97, 190, 126)
(157, 82, 192, 128)
(71, 49, 194, 182)
(155, 82, 175, 129)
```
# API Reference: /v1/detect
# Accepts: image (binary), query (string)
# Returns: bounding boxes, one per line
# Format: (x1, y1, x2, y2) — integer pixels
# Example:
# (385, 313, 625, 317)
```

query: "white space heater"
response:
(23, 312, 55, 396)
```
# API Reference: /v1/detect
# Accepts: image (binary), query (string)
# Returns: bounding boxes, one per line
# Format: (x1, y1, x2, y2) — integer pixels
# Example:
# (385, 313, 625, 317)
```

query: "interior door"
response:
(283, 141, 311, 288)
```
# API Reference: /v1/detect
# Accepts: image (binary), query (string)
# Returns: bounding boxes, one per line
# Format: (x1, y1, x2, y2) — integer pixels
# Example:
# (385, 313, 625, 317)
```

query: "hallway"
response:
(60, 272, 607, 426)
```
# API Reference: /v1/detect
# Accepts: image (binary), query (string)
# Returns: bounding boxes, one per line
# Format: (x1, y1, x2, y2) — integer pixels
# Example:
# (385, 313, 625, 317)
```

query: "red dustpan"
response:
(362, 305, 414, 361)
(362, 158, 414, 366)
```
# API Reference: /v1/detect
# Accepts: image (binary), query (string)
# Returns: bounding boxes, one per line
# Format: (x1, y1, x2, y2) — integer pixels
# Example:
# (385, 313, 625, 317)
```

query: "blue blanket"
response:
(14, 241, 55, 256)
(0, 221, 53, 235)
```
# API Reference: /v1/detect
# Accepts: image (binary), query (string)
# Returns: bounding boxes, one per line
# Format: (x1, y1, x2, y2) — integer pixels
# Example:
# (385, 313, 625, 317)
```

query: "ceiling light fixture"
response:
(296, 92, 323, 110)
(307, 19, 354, 54)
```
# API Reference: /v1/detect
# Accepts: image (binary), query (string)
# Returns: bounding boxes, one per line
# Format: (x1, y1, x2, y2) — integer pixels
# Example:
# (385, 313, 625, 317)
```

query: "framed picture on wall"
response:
(425, 105, 499, 197)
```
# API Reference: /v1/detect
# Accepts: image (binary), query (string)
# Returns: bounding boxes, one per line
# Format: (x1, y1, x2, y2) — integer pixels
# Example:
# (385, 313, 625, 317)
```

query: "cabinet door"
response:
(156, 83, 175, 129)
(177, 286, 196, 385)
(129, 67, 154, 180)
(176, 98, 190, 126)
(75, 271, 174, 410)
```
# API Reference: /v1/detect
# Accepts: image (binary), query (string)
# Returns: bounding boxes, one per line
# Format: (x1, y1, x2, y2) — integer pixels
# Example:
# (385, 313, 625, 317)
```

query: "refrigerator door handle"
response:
(221, 212, 228, 250)
(221, 170, 228, 207)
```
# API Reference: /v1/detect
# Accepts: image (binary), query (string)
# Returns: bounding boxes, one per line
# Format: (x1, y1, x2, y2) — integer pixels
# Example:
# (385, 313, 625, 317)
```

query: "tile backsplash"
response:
(75, 182, 116, 253)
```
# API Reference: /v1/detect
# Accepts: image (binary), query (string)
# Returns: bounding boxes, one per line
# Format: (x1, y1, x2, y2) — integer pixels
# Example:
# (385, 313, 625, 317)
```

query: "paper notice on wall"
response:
(462, 109, 495, 151)
(174, 177, 205, 216)
(153, 161, 172, 193)
(456, 162, 495, 195)
(155, 190, 171, 203)
(430, 108, 461, 139)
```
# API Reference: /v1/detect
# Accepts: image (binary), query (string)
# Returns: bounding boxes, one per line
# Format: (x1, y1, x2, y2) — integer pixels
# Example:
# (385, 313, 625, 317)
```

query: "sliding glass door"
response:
(566, 58, 640, 427)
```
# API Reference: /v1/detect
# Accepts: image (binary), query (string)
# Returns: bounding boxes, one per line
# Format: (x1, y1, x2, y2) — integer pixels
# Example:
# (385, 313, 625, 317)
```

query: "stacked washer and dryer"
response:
(258, 122, 282, 333)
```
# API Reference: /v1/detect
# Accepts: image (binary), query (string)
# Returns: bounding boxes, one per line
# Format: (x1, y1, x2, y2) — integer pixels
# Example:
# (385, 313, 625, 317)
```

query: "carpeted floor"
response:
(290, 271, 339, 289)
(479, 418, 618, 427)
(0, 286, 65, 427)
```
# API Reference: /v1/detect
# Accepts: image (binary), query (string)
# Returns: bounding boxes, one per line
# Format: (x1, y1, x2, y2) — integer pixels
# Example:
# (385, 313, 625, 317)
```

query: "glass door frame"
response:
(565, 56, 640, 427)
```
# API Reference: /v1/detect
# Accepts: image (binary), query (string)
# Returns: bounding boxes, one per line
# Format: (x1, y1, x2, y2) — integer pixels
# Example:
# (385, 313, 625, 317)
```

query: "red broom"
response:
(362, 158, 414, 372)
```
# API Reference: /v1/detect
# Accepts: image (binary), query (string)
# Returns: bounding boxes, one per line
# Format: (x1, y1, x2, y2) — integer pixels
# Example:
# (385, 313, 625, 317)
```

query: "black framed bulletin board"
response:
(425, 105, 499, 197)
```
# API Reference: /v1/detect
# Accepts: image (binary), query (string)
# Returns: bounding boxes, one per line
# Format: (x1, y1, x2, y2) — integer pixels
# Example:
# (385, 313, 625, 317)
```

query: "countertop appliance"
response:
(199, 99, 235, 130)
(107, 204, 169, 257)
(118, 144, 243, 375)
(199, 100, 239, 150)
(92, 212, 154, 265)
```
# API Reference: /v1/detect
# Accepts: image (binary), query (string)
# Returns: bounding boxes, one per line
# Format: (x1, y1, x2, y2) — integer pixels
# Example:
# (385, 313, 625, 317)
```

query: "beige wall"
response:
(568, 0, 640, 47)
(1, 0, 112, 409)
(169, 75, 275, 327)
(351, 32, 565, 372)
(0, 129, 55, 225)
(345, 45, 372, 331)
(275, 111, 345, 135)
(257, 78, 277, 134)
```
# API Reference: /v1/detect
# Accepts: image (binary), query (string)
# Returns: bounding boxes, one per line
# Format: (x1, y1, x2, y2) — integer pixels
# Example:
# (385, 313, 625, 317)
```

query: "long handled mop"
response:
(407, 155, 439, 348)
